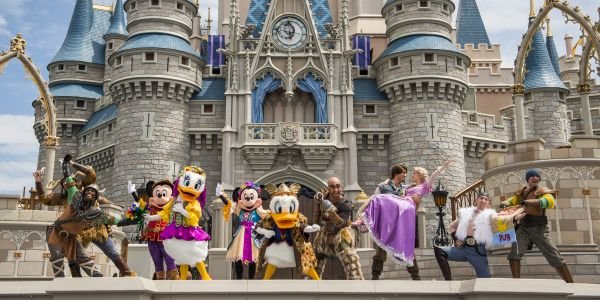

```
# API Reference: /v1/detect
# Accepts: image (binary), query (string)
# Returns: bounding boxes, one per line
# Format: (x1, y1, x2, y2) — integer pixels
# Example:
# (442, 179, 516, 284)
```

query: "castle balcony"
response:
(241, 122, 338, 171)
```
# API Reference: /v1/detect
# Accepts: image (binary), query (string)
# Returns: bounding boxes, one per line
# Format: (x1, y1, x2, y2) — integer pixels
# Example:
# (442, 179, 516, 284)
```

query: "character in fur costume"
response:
(312, 177, 363, 280)
(434, 192, 496, 279)
(130, 179, 178, 280)
(34, 154, 134, 277)
(217, 181, 269, 279)
(145, 166, 212, 280)
(255, 183, 321, 280)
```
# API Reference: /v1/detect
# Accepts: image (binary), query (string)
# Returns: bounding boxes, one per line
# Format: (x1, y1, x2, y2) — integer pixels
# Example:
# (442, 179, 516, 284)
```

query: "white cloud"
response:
(0, 16, 10, 37)
(0, 160, 36, 195)
(0, 114, 38, 195)
(0, 1, 26, 18)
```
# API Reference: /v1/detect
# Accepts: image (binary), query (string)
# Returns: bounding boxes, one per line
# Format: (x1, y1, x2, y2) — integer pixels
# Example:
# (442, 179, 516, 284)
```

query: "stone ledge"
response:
(1, 278, 598, 299)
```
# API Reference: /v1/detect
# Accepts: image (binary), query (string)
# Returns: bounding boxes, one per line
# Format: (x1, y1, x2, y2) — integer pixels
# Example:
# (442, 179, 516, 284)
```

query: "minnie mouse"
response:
(217, 181, 269, 279)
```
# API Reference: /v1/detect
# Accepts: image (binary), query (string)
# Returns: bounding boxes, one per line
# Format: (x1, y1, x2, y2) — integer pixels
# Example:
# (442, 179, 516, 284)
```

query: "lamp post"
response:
(432, 180, 451, 247)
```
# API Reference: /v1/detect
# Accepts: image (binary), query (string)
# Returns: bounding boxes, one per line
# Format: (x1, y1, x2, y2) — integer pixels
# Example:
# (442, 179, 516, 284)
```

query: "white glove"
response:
(216, 183, 224, 197)
(256, 227, 276, 238)
(143, 213, 161, 224)
(128, 180, 136, 194)
(173, 203, 189, 218)
(303, 224, 321, 233)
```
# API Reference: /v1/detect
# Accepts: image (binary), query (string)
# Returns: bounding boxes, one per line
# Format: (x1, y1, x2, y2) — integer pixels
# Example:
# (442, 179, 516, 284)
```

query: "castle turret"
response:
(455, 0, 490, 48)
(558, 34, 580, 86)
(523, 15, 570, 148)
(103, 0, 128, 103)
(376, 0, 470, 241)
(40, 0, 110, 180)
(108, 0, 204, 204)
(545, 18, 561, 77)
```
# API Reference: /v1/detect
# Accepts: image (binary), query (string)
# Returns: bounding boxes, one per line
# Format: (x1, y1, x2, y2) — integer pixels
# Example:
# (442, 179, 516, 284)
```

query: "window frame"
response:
(423, 53, 436, 64)
(143, 52, 157, 63)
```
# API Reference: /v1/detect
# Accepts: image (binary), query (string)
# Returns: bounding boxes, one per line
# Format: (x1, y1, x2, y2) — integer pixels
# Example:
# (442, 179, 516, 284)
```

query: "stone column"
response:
(579, 91, 593, 136)
(513, 93, 526, 140)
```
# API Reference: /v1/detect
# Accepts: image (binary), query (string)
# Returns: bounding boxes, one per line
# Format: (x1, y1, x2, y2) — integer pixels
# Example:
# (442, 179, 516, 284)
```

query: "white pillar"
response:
(513, 94, 526, 140)
(580, 92, 593, 135)
(44, 145, 56, 188)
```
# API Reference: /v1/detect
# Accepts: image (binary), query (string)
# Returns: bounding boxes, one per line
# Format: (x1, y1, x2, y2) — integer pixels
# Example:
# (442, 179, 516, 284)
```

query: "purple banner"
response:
(352, 35, 371, 70)
(208, 35, 225, 66)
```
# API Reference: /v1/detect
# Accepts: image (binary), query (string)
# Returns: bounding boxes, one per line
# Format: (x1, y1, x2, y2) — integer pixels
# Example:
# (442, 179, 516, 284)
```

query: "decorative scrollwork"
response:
(240, 24, 256, 39)
(10, 33, 26, 55)
(512, 84, 525, 95)
(44, 135, 60, 147)
(577, 82, 592, 93)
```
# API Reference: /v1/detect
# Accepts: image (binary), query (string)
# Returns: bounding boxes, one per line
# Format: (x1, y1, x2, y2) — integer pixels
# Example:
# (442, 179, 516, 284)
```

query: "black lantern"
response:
(432, 180, 451, 247)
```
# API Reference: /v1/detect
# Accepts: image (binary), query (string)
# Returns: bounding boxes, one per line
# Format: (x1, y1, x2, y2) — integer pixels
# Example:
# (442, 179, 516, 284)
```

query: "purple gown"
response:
(362, 169, 441, 266)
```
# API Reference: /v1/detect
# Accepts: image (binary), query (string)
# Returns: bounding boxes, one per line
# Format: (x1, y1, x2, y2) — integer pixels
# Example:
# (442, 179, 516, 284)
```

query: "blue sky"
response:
(0, 0, 597, 194)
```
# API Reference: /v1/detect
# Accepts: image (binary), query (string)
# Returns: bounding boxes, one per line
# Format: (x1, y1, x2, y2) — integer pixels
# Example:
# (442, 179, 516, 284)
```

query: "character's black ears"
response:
(145, 181, 155, 197)
(259, 185, 270, 200)
(232, 187, 241, 203)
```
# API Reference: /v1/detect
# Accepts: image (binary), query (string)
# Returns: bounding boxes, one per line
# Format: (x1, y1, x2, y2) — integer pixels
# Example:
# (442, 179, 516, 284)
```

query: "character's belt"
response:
(464, 236, 477, 247)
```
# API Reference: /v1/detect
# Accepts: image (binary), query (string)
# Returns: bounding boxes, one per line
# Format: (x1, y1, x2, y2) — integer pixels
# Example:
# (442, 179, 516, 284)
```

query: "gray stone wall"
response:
(353, 102, 391, 129)
(104, 38, 127, 94)
(189, 137, 222, 206)
(461, 111, 509, 141)
(77, 121, 117, 155)
(376, 53, 468, 84)
(110, 52, 201, 85)
(189, 102, 226, 128)
(110, 98, 191, 207)
(388, 100, 466, 244)
(125, 0, 195, 38)
(527, 91, 570, 148)
(464, 154, 484, 185)
(383, 0, 453, 40)
(54, 99, 95, 120)
(48, 63, 105, 84)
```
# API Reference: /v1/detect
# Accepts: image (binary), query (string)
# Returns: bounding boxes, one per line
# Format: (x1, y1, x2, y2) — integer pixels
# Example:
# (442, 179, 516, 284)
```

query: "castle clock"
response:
(271, 15, 308, 51)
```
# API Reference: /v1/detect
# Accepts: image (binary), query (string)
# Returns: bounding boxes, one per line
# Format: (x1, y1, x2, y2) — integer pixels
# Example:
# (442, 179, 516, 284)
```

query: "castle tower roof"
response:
(545, 20, 560, 76)
(455, 0, 490, 47)
(104, 0, 128, 39)
(523, 18, 568, 93)
(49, 0, 111, 66)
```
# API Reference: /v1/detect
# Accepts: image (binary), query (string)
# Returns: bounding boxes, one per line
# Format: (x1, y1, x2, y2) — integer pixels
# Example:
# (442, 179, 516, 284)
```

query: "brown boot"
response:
(155, 270, 166, 280)
(509, 259, 521, 279)
(166, 268, 179, 280)
(113, 256, 137, 277)
(555, 264, 574, 283)
(434, 247, 452, 280)
(406, 259, 421, 280)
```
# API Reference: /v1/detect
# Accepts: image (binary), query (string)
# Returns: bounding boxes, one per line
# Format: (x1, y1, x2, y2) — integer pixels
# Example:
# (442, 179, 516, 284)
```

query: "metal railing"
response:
(449, 180, 485, 220)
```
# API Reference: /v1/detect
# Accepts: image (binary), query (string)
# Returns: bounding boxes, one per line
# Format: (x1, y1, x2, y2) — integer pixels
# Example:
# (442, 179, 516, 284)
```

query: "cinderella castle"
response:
(5, 0, 596, 284)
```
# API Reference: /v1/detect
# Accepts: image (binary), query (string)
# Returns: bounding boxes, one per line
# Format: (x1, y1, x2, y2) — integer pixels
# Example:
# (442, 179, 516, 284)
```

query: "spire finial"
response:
(207, 7, 212, 34)
(545, 17, 552, 37)
(529, 0, 536, 18)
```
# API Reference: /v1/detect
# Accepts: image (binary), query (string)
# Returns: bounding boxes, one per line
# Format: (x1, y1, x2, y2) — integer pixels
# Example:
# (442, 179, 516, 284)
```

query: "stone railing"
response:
(244, 123, 337, 146)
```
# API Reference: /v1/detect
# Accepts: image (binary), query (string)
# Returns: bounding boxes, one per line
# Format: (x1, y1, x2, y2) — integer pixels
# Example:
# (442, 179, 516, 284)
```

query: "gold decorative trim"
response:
(93, 4, 113, 12)
(44, 136, 60, 147)
(10, 33, 26, 55)
(512, 84, 525, 95)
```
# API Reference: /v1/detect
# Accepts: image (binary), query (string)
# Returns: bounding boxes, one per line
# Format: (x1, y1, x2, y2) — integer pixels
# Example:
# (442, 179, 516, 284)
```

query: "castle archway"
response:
(0, 34, 58, 185)
(511, 1, 600, 140)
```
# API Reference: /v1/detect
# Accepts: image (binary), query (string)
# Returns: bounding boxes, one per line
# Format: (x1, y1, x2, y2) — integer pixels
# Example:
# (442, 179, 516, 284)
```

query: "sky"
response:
(0, 0, 597, 195)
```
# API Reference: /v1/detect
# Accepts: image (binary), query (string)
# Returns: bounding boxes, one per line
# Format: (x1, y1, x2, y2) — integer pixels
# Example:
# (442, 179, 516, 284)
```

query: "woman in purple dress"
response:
(356, 161, 452, 266)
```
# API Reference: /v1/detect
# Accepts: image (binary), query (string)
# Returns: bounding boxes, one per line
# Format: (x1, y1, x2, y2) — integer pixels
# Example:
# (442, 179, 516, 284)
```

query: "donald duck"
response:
(255, 183, 321, 280)
(145, 166, 212, 280)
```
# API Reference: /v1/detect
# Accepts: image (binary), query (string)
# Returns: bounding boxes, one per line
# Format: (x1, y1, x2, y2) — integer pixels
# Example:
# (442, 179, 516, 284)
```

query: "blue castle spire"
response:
(49, 0, 111, 66)
(456, 0, 491, 48)
(545, 20, 561, 77)
(523, 17, 568, 93)
(104, 0, 128, 39)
